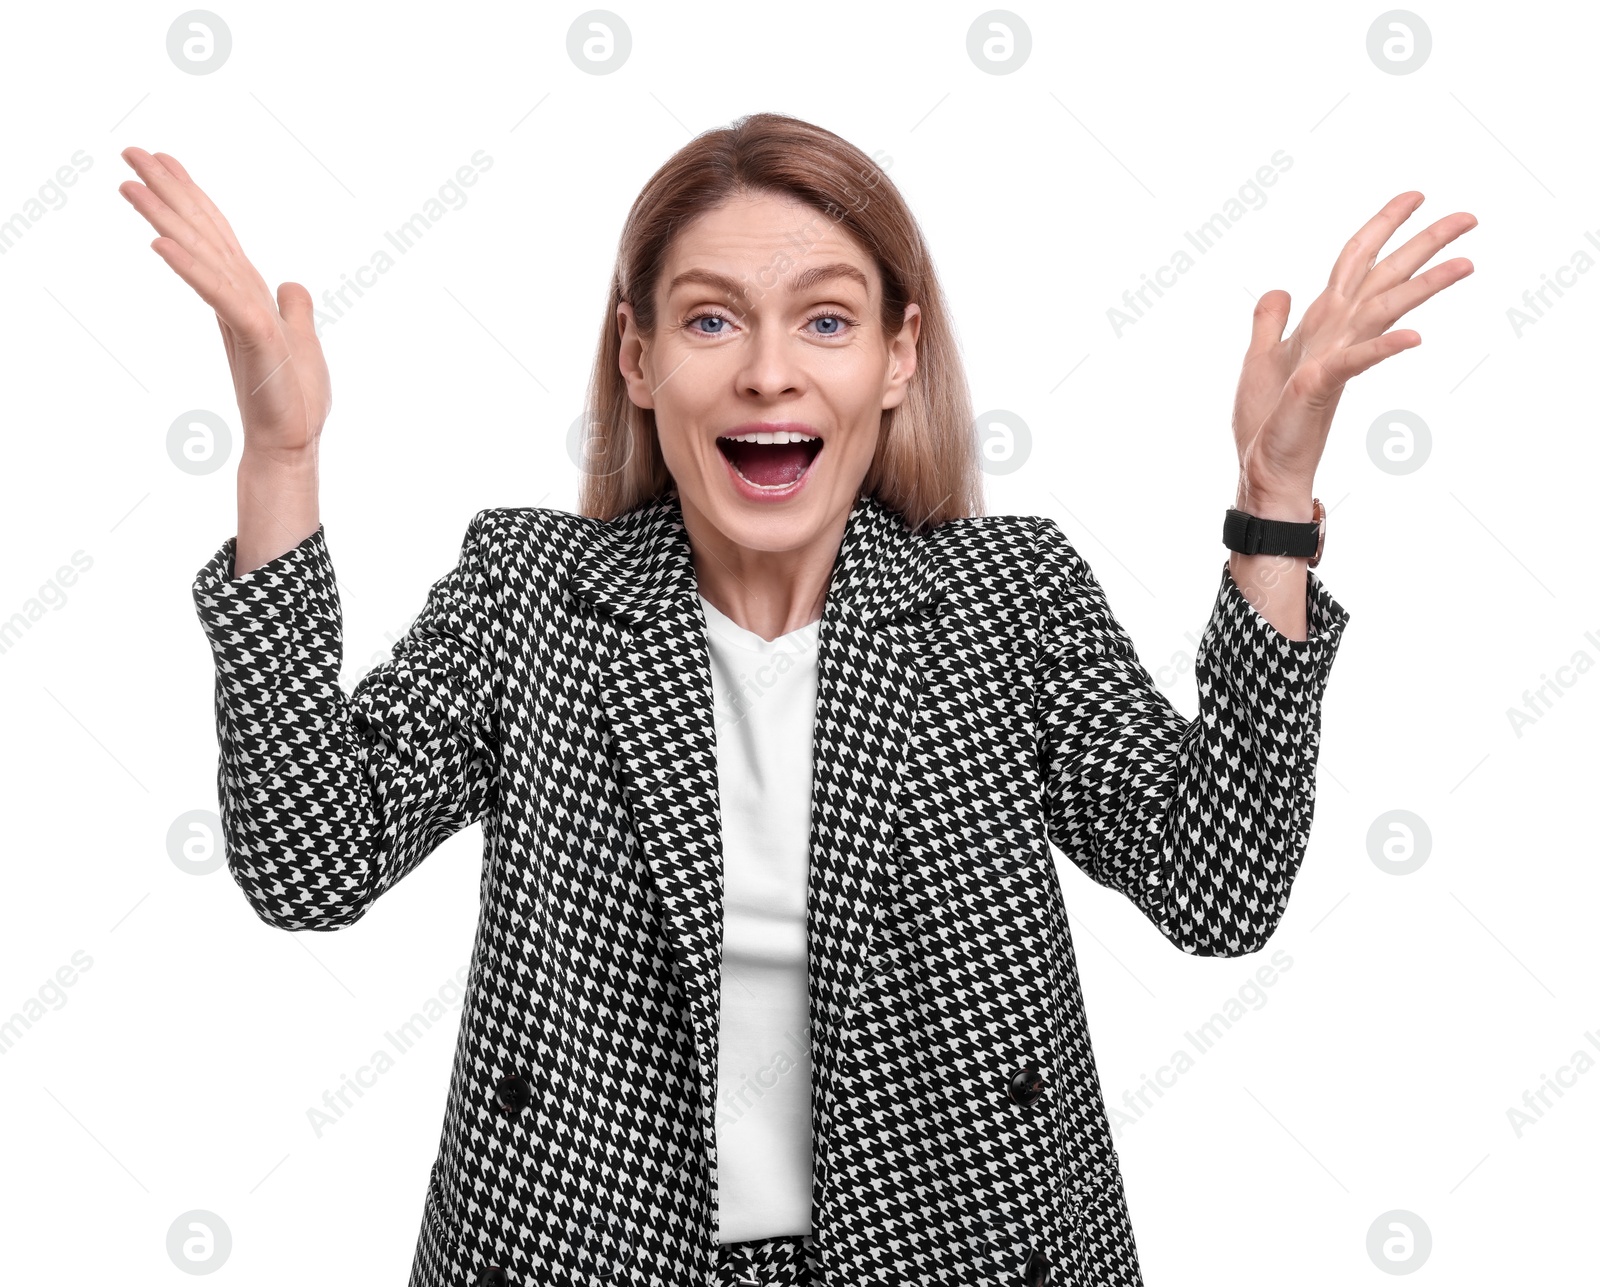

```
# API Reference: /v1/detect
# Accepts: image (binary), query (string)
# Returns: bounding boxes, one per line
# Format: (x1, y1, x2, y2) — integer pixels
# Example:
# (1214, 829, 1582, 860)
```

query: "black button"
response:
(1023, 1246, 1049, 1287)
(476, 1269, 507, 1287)
(493, 1073, 532, 1115)
(1007, 1064, 1047, 1107)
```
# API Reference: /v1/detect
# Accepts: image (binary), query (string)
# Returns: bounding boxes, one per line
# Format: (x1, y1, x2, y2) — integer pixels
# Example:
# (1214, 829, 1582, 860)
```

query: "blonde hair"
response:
(577, 112, 983, 533)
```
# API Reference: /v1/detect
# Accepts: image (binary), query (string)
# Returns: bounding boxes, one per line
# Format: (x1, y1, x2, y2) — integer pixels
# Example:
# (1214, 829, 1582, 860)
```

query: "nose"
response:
(735, 325, 802, 399)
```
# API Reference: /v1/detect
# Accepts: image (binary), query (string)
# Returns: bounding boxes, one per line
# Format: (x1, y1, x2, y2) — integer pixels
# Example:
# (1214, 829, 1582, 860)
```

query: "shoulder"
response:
(463, 503, 638, 600)
(925, 512, 1129, 655)
(923, 510, 1082, 608)
(462, 506, 605, 622)
(468, 504, 597, 565)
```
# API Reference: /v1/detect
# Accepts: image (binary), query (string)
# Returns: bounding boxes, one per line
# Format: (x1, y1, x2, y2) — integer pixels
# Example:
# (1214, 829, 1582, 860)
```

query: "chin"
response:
(703, 491, 833, 553)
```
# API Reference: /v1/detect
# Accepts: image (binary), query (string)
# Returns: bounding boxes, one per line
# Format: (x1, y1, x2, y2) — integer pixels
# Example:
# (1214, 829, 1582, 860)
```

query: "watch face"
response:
(1310, 497, 1326, 567)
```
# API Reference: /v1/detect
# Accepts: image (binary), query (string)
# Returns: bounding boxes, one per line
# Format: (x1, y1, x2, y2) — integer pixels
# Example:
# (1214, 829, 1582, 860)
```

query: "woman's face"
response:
(617, 189, 920, 556)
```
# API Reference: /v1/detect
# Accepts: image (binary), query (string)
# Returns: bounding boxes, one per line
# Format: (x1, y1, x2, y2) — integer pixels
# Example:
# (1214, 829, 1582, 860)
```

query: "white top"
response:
(699, 591, 821, 1244)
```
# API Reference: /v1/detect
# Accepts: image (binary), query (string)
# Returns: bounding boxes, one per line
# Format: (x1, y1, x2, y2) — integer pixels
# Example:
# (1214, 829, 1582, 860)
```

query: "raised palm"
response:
(1230, 190, 1476, 496)
(119, 147, 330, 463)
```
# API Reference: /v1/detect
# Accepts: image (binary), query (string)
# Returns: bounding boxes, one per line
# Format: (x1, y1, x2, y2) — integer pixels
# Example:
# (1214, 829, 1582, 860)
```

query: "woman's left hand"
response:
(1231, 190, 1477, 501)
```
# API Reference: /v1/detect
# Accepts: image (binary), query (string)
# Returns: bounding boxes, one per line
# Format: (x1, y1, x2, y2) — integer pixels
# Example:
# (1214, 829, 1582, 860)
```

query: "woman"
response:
(123, 114, 1473, 1286)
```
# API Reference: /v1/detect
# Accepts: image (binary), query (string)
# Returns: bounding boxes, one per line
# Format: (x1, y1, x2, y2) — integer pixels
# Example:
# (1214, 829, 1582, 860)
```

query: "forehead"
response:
(660, 190, 879, 301)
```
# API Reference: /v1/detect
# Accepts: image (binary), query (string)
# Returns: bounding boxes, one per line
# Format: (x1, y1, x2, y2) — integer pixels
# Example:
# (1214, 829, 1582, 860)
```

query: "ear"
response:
(881, 302, 921, 411)
(617, 300, 656, 411)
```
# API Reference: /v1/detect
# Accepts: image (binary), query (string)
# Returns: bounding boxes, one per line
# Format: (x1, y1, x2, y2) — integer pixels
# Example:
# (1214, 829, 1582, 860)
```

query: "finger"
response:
(1247, 289, 1292, 357)
(1325, 329, 1421, 387)
(122, 147, 219, 251)
(1357, 256, 1475, 336)
(277, 281, 317, 340)
(1360, 212, 1478, 303)
(143, 148, 273, 303)
(147, 235, 278, 345)
(120, 179, 240, 292)
(151, 150, 256, 273)
(156, 148, 275, 308)
(1327, 190, 1424, 298)
(119, 149, 238, 287)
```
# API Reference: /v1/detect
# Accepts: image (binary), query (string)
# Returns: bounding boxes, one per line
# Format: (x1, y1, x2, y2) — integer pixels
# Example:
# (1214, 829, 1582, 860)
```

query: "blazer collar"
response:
(570, 487, 947, 629)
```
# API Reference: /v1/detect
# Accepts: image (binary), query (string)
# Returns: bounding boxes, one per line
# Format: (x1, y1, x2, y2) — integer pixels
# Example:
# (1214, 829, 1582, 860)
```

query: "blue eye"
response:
(681, 308, 857, 338)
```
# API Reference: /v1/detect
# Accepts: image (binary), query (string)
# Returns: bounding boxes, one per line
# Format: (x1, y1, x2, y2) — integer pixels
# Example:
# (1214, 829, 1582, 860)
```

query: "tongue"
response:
(722, 440, 814, 487)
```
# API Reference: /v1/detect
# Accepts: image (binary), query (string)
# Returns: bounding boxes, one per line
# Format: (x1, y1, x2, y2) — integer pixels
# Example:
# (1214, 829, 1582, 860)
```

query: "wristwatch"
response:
(1223, 497, 1325, 568)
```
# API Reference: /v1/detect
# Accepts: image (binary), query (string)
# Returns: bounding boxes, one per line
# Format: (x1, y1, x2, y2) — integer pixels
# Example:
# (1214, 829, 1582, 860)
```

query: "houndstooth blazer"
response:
(192, 486, 1350, 1287)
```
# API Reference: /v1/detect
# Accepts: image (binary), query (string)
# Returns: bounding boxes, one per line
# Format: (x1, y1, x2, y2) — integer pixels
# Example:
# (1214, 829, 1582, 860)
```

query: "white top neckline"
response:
(698, 593, 821, 650)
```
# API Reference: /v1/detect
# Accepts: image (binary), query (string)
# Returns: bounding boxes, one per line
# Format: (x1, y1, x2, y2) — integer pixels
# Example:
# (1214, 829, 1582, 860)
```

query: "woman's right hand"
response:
(119, 147, 328, 572)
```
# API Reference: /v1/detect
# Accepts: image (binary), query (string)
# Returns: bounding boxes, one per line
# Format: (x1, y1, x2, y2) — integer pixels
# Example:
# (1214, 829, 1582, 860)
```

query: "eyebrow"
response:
(665, 262, 871, 307)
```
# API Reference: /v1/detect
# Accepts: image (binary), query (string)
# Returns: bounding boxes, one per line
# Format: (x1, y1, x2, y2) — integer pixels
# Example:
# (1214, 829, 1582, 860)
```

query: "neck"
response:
(678, 491, 848, 643)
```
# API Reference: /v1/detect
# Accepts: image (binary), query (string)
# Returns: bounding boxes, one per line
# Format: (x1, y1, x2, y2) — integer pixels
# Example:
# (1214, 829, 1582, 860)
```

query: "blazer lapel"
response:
(800, 491, 949, 1220)
(569, 487, 949, 1229)
(569, 490, 727, 1201)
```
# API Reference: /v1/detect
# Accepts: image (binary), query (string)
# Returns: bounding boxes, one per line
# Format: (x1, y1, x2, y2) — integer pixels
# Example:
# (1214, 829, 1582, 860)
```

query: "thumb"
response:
(1248, 288, 1291, 355)
(277, 281, 316, 338)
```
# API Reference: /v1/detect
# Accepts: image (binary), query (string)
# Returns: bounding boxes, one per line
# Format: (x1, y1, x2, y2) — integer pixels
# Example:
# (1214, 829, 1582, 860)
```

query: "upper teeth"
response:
(721, 430, 818, 444)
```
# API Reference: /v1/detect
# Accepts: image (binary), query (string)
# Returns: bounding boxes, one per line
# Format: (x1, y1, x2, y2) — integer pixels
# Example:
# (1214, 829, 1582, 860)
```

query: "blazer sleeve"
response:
(1028, 516, 1351, 957)
(191, 510, 502, 931)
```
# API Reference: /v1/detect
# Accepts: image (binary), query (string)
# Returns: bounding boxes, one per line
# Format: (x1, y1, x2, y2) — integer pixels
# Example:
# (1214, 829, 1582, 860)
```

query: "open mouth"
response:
(715, 432, 824, 489)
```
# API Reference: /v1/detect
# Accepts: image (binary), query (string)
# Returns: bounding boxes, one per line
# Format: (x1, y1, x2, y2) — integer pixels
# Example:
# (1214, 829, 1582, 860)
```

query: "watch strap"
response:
(1223, 506, 1321, 559)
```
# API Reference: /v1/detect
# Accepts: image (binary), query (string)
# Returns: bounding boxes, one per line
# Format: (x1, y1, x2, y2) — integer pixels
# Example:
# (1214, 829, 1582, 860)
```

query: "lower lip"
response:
(718, 443, 822, 504)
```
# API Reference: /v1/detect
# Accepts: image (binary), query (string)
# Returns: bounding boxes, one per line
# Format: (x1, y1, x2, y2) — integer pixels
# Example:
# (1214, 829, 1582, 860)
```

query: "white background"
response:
(1, 0, 1594, 1282)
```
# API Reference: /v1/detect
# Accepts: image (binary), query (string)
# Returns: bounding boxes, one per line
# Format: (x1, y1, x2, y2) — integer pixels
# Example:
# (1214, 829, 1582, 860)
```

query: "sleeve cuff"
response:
(1199, 560, 1352, 700)
(191, 524, 338, 660)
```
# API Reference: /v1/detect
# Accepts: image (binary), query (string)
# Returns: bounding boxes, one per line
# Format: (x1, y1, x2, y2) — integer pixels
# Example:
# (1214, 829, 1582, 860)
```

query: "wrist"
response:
(1235, 474, 1314, 522)
(238, 448, 319, 491)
